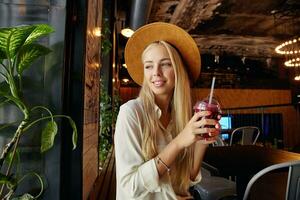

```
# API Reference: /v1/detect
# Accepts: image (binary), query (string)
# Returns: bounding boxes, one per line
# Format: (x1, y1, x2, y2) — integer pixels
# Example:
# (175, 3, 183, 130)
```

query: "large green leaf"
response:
(41, 121, 58, 153)
(25, 24, 54, 45)
(0, 27, 12, 56)
(17, 44, 51, 74)
(0, 25, 35, 58)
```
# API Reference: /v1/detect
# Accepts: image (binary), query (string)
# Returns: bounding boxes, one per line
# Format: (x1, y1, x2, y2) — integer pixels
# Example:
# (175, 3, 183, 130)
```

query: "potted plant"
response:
(0, 24, 77, 199)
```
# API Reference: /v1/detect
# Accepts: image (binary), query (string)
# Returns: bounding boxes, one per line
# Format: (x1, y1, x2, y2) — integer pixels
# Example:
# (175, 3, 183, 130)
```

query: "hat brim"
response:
(124, 22, 201, 86)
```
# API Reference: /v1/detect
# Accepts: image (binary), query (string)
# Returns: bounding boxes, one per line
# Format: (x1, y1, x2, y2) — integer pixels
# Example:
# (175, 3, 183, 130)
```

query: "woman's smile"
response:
(152, 79, 166, 87)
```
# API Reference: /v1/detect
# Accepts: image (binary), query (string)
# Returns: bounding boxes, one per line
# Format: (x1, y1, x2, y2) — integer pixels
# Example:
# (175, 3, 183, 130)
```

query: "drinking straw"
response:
(208, 76, 216, 104)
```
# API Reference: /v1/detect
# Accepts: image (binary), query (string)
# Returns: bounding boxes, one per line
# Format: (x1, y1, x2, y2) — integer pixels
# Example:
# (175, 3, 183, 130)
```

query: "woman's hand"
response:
(174, 111, 221, 149)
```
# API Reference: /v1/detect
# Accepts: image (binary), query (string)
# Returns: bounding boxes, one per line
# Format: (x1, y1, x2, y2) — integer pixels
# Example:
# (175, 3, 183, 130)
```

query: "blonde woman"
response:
(114, 22, 220, 200)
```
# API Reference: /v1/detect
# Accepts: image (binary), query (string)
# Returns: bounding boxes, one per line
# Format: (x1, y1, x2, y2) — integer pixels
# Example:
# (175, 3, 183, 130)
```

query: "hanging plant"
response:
(101, 18, 112, 56)
(99, 83, 121, 167)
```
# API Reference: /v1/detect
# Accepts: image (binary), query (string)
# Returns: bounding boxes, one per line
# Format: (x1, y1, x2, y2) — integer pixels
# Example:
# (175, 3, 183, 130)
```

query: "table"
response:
(203, 145, 300, 199)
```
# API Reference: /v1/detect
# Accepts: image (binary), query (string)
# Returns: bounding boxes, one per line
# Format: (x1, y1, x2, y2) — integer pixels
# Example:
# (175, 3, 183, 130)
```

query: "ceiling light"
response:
(122, 78, 130, 83)
(275, 37, 300, 67)
(121, 28, 134, 38)
(294, 75, 300, 81)
(284, 58, 300, 67)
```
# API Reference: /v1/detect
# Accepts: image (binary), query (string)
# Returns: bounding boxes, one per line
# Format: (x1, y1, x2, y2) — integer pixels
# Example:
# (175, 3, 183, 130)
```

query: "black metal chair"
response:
(230, 126, 260, 146)
(192, 166, 237, 200)
(192, 136, 237, 200)
(243, 160, 300, 200)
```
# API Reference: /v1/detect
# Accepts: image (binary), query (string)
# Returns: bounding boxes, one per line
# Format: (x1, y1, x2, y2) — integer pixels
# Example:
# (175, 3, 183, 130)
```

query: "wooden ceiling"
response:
(117, 0, 300, 88)
(148, 0, 300, 57)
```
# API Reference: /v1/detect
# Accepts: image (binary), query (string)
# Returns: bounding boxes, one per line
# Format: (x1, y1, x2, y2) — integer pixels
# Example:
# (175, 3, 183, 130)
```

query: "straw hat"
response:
(124, 22, 201, 86)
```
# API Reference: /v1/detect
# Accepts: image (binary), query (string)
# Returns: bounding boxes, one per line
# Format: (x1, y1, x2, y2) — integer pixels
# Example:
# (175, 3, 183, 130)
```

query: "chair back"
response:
(230, 126, 260, 146)
(243, 160, 300, 200)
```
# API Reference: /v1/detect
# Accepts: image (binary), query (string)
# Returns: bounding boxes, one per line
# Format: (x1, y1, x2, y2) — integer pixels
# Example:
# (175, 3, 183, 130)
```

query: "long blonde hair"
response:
(139, 41, 194, 195)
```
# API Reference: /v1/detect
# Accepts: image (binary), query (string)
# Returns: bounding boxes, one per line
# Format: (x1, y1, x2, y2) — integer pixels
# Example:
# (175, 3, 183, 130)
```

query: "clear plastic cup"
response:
(193, 97, 222, 138)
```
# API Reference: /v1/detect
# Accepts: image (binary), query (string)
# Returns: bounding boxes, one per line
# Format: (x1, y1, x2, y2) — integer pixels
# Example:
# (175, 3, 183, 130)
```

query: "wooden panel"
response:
(83, 147, 98, 172)
(88, 148, 115, 200)
(191, 89, 291, 108)
(83, 128, 98, 155)
(98, 152, 115, 199)
(120, 87, 300, 147)
(83, 147, 99, 200)
(108, 162, 116, 199)
(84, 122, 98, 139)
(83, 0, 102, 199)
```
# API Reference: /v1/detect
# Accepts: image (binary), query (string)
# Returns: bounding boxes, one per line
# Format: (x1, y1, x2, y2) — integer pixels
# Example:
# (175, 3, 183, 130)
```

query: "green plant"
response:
(101, 16, 112, 56)
(99, 84, 120, 166)
(0, 24, 77, 199)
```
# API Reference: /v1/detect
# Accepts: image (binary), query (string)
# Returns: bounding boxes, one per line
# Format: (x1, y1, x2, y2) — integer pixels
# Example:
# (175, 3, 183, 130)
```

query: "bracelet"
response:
(156, 156, 171, 172)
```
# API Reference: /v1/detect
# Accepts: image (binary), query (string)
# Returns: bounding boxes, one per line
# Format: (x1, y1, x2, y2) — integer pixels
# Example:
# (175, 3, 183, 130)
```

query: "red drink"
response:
(193, 98, 221, 138)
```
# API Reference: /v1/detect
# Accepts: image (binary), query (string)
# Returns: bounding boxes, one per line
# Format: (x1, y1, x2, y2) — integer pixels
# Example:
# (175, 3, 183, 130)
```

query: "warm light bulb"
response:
(93, 27, 101, 37)
(121, 28, 134, 38)
(275, 38, 300, 56)
(122, 78, 129, 83)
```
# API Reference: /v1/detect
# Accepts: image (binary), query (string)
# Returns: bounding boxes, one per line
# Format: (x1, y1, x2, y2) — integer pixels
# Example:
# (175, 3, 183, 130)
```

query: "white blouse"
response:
(114, 98, 201, 200)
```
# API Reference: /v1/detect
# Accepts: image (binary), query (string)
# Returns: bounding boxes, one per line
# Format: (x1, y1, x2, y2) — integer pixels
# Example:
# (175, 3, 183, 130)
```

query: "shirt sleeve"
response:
(189, 170, 202, 186)
(114, 103, 161, 198)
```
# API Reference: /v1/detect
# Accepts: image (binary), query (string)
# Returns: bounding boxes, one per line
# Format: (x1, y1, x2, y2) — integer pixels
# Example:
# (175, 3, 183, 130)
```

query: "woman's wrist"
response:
(173, 135, 185, 150)
(195, 141, 209, 148)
